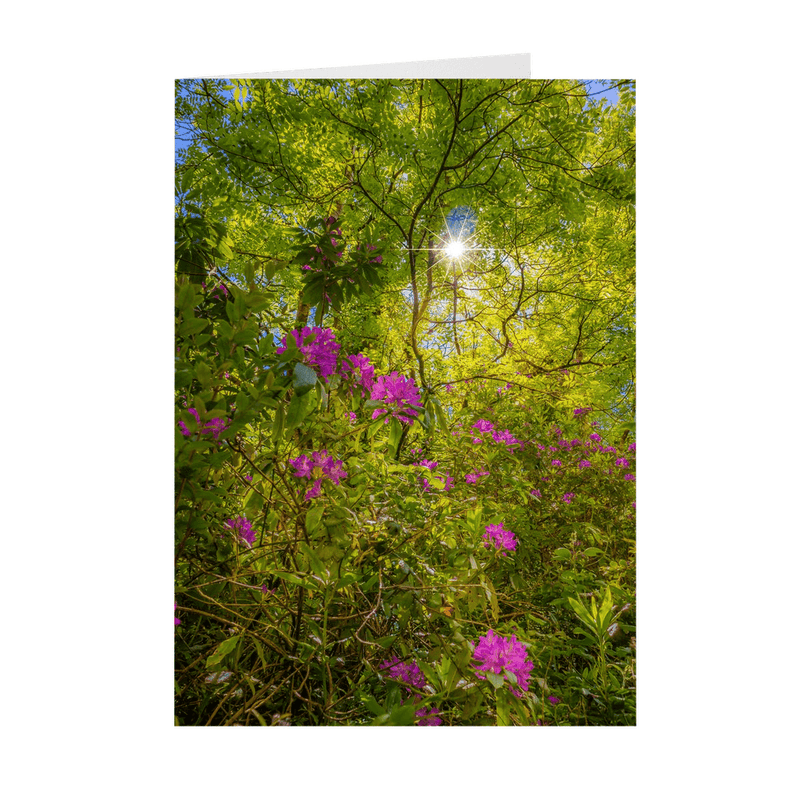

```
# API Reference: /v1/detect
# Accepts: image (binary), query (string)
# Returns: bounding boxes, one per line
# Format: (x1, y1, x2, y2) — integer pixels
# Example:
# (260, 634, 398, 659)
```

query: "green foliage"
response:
(175, 77, 635, 726)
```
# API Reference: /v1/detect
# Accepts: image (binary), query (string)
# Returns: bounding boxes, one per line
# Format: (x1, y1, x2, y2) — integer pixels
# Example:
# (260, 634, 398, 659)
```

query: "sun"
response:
(445, 240, 465, 259)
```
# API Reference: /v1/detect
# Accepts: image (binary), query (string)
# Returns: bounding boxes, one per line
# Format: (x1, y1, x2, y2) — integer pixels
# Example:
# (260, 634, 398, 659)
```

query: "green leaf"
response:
(217, 239, 234, 260)
(485, 671, 505, 689)
(496, 690, 511, 726)
(483, 577, 500, 622)
(305, 504, 324, 533)
(233, 324, 258, 345)
(177, 282, 196, 312)
(368, 418, 387, 439)
(362, 694, 385, 716)
(285, 391, 314, 433)
(272, 571, 318, 590)
(244, 488, 263, 513)
(568, 596, 596, 629)
(271, 404, 285, 442)
(233, 287, 247, 319)
(387, 416, 402, 451)
(205, 635, 240, 669)
(293, 362, 317, 396)
(387, 703, 416, 726)
(195, 362, 212, 387)
(179, 317, 208, 337)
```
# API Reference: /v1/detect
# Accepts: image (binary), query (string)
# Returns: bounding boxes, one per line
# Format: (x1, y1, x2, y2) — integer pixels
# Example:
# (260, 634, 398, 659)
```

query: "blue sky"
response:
(582, 79, 620, 107)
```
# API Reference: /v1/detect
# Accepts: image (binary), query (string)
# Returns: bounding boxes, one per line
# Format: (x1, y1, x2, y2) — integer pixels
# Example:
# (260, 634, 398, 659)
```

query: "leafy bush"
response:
(174, 276, 635, 726)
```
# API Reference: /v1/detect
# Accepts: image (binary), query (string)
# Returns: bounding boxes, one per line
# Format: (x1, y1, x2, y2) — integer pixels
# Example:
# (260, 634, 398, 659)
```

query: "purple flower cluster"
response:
(578, 459, 592, 469)
(341, 353, 375, 396)
(491, 429, 523, 450)
(465, 471, 490, 484)
(562, 492, 576, 504)
(207, 282, 229, 302)
(415, 707, 443, 726)
(370, 372, 422, 424)
(483, 523, 517, 554)
(277, 327, 341, 380)
(288, 450, 348, 500)
(178, 408, 230, 440)
(472, 419, 494, 433)
(380, 657, 443, 725)
(573, 407, 591, 416)
(225, 515, 256, 547)
(529, 488, 542, 498)
(380, 657, 426, 690)
(472, 630, 534, 697)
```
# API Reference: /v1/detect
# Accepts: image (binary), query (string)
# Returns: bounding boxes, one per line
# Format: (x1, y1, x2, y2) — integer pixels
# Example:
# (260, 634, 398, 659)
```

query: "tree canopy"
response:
(174, 77, 636, 726)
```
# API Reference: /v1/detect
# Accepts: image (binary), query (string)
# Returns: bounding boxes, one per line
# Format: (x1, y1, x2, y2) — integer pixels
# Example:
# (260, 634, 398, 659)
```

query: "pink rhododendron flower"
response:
(483, 523, 517, 553)
(380, 657, 426, 690)
(341, 353, 375, 396)
(178, 408, 229, 440)
(472, 419, 494, 433)
(202, 417, 229, 440)
(225, 516, 256, 547)
(277, 326, 341, 380)
(491, 429, 522, 450)
(178, 407, 201, 436)
(472, 629, 534, 697)
(369, 372, 422, 424)
(415, 707, 442, 726)
(288, 450, 348, 500)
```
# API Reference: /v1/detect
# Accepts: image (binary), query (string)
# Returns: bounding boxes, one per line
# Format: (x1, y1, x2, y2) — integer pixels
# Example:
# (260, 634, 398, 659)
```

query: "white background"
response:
(2, 2, 797, 797)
